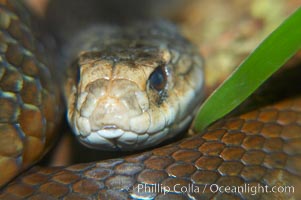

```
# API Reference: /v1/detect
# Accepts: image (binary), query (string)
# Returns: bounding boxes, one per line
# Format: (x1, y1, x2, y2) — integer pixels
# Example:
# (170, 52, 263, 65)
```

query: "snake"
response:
(0, 0, 300, 199)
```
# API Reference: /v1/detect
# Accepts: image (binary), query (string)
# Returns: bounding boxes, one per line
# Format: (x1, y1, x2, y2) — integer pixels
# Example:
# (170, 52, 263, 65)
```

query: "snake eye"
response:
(149, 66, 167, 91)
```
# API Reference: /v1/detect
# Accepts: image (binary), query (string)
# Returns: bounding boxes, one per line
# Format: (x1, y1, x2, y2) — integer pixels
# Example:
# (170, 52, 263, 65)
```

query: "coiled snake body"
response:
(0, 0, 301, 199)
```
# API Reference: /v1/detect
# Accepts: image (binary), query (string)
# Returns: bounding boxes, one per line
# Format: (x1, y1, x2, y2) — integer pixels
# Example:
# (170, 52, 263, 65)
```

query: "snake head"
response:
(64, 22, 204, 150)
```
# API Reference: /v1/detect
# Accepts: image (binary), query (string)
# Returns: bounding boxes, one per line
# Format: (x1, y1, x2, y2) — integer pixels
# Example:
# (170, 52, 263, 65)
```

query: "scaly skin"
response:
(1, 93, 301, 199)
(0, 0, 301, 200)
(0, 0, 62, 187)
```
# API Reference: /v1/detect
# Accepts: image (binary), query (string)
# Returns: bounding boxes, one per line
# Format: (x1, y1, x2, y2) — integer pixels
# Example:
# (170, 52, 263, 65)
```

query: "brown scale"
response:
(1, 88, 301, 199)
(0, 0, 62, 187)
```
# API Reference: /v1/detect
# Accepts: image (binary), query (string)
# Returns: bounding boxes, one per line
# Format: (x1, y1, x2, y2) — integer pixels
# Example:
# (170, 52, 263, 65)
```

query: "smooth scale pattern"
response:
(0, 0, 61, 187)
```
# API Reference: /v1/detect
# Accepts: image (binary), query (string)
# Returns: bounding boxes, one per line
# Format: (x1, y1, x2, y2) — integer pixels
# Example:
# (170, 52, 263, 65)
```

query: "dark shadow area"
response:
(43, 0, 186, 40)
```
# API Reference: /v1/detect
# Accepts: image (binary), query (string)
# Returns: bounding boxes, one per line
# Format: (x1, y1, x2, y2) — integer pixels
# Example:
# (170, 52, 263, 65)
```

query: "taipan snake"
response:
(0, 0, 301, 199)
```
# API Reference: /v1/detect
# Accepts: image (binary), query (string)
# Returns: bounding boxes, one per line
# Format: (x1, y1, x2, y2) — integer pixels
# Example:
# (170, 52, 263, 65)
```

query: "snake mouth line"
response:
(76, 127, 171, 151)
(74, 110, 195, 151)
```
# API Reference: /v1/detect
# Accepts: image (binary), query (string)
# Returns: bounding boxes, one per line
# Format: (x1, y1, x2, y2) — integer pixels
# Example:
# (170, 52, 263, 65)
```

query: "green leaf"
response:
(193, 7, 301, 132)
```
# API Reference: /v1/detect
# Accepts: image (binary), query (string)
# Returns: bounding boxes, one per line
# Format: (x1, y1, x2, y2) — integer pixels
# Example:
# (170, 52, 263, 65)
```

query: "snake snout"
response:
(69, 78, 155, 150)
(90, 95, 142, 130)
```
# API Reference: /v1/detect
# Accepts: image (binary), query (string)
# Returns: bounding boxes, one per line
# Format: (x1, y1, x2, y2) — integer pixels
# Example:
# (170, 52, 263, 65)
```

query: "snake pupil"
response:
(149, 66, 167, 91)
